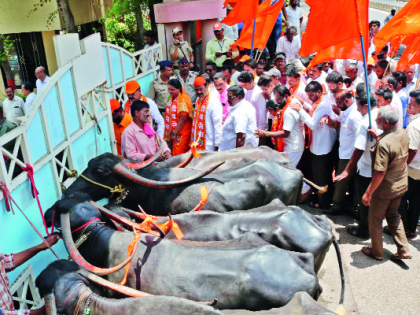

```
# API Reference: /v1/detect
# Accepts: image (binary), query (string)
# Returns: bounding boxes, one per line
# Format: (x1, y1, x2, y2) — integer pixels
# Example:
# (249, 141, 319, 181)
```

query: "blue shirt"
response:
(399, 88, 410, 128)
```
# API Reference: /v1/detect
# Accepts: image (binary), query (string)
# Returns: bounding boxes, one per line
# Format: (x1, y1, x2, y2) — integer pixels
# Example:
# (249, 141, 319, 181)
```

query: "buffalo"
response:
(107, 198, 334, 273)
(63, 151, 303, 215)
(44, 195, 322, 310)
(36, 260, 336, 315)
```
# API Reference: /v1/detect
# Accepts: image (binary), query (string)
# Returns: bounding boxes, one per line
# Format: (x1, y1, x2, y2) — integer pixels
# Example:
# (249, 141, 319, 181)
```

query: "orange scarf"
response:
(192, 92, 210, 151)
(289, 80, 300, 97)
(125, 95, 152, 126)
(271, 100, 290, 152)
(306, 95, 323, 147)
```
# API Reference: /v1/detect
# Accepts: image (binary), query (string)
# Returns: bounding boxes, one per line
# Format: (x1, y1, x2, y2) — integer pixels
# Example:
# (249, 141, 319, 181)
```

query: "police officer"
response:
(175, 58, 198, 104)
(169, 27, 194, 74)
(148, 60, 174, 115)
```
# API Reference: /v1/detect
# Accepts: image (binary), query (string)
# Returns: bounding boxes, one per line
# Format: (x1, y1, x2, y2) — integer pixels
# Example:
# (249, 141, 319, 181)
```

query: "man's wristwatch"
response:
(265, 131, 269, 137)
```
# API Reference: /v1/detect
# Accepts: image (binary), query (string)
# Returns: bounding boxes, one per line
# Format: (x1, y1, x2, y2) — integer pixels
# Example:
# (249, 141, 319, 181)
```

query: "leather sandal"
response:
(361, 246, 383, 261)
(390, 253, 412, 260)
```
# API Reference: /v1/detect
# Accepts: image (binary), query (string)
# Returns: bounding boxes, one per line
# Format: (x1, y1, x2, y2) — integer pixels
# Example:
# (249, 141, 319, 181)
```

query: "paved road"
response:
(296, 4, 420, 315)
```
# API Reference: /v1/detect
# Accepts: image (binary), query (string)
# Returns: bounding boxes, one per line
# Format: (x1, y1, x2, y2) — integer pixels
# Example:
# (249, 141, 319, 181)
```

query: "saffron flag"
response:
(223, 0, 238, 8)
(306, 0, 368, 69)
(222, 0, 259, 26)
(374, 0, 420, 54)
(300, 0, 363, 56)
(397, 37, 420, 71)
(232, 0, 284, 50)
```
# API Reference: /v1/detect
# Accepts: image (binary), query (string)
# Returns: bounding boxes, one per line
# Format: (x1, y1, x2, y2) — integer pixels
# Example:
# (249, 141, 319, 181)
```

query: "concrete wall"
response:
(42, 31, 59, 75)
(0, 0, 111, 34)
(369, 1, 403, 12)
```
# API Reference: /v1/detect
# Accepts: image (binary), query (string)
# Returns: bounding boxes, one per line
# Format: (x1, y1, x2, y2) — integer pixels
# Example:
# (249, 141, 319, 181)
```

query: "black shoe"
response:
(323, 207, 344, 215)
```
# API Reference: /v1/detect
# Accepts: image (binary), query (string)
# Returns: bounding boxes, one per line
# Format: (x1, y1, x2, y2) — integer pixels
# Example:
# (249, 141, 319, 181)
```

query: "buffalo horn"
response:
(123, 134, 163, 170)
(89, 201, 165, 238)
(174, 153, 194, 168)
(113, 162, 224, 188)
(44, 293, 57, 315)
(79, 269, 153, 297)
(60, 213, 138, 276)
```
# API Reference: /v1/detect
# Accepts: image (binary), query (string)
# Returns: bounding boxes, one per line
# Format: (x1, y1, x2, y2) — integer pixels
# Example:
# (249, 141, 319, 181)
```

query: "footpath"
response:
(369, 0, 407, 13)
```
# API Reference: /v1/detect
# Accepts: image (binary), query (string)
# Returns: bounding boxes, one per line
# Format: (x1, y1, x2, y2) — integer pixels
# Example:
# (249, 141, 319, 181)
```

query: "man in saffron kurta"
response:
(191, 76, 223, 151)
(164, 81, 193, 156)
(121, 100, 171, 162)
(111, 99, 133, 155)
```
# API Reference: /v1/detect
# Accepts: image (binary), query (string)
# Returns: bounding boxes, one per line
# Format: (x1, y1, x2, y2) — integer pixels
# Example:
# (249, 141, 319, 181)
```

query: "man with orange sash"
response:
(111, 98, 132, 155)
(290, 81, 337, 209)
(123, 80, 164, 138)
(191, 76, 223, 151)
(285, 66, 309, 104)
(306, 63, 328, 94)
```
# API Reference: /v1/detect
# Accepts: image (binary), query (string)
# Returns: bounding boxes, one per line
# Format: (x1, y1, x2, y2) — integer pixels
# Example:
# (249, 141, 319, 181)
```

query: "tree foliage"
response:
(103, 14, 137, 52)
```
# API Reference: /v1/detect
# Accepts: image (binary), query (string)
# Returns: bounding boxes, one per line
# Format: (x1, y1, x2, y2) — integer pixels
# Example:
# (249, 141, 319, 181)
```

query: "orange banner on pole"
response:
(222, 0, 258, 25)
(232, 0, 284, 50)
(300, 0, 361, 56)
(306, 0, 368, 69)
(374, 0, 420, 55)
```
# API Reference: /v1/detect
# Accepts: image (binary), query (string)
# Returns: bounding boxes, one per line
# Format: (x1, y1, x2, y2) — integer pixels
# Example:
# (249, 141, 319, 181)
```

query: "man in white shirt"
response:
(289, 81, 337, 209)
(238, 71, 266, 131)
(398, 90, 420, 237)
(345, 63, 364, 90)
(276, 28, 300, 63)
(384, 7, 396, 25)
(321, 89, 362, 215)
(334, 93, 380, 239)
(285, 66, 309, 103)
(3, 86, 24, 126)
(404, 65, 417, 93)
(191, 76, 223, 151)
(306, 63, 328, 93)
(220, 86, 258, 150)
(22, 82, 37, 115)
(367, 58, 378, 93)
(392, 71, 410, 128)
(144, 30, 159, 71)
(264, 68, 282, 87)
(35, 67, 50, 92)
(286, 0, 303, 40)
(325, 71, 345, 105)
(379, 75, 404, 127)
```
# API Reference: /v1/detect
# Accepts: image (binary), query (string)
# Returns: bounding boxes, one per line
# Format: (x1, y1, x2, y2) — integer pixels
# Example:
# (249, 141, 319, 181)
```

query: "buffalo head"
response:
(64, 152, 223, 202)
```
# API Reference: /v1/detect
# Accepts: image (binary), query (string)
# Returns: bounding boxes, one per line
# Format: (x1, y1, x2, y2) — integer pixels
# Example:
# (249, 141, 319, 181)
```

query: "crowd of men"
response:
(110, 9, 419, 261)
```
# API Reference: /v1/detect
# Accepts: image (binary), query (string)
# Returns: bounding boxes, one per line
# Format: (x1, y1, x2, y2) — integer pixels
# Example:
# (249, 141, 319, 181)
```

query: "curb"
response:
(369, 1, 403, 12)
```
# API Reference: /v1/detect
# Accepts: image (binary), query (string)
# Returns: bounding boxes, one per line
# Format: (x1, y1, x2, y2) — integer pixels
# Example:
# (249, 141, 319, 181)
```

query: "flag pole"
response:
(250, 18, 257, 58)
(360, 34, 372, 131)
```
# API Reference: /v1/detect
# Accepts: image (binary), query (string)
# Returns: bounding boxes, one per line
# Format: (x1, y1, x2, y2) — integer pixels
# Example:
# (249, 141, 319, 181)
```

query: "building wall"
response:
(0, 0, 112, 34)
(42, 31, 59, 75)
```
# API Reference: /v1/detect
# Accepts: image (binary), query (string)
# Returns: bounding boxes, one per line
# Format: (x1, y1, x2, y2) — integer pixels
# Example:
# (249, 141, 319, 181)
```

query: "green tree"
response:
(104, 14, 137, 52)
(107, 0, 161, 51)
(0, 35, 15, 85)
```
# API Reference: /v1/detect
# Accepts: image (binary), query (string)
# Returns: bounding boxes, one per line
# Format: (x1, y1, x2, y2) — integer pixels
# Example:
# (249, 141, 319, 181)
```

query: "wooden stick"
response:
(303, 178, 328, 194)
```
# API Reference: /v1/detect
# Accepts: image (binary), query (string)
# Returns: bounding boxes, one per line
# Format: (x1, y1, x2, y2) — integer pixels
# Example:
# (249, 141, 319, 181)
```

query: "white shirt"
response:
(220, 99, 258, 151)
(368, 71, 378, 93)
(276, 36, 300, 62)
(291, 81, 309, 104)
(23, 92, 37, 115)
(334, 59, 347, 75)
(231, 71, 240, 85)
(350, 76, 364, 90)
(192, 93, 223, 151)
(244, 85, 267, 130)
(3, 95, 24, 125)
(354, 107, 381, 177)
(146, 97, 165, 138)
(285, 6, 303, 33)
(384, 13, 394, 25)
(298, 96, 336, 155)
(407, 113, 420, 180)
(406, 79, 417, 93)
(282, 107, 305, 153)
(36, 76, 50, 92)
(307, 72, 328, 93)
(336, 102, 362, 159)
(390, 91, 403, 128)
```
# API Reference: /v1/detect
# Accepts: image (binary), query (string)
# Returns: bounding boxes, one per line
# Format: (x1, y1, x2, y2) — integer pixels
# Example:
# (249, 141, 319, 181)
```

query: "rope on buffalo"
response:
(120, 229, 141, 286)
(79, 173, 126, 200)
(73, 288, 89, 315)
(0, 182, 59, 259)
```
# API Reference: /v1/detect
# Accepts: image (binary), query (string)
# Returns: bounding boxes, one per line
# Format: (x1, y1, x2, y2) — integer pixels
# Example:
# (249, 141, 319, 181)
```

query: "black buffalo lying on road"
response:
(108, 198, 333, 273)
(63, 151, 303, 215)
(36, 260, 335, 315)
(45, 196, 321, 310)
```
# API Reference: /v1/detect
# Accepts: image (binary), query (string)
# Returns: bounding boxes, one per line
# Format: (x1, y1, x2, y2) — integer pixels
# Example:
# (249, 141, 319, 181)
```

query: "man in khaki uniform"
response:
(175, 58, 198, 103)
(362, 105, 411, 261)
(148, 60, 173, 114)
(169, 27, 194, 74)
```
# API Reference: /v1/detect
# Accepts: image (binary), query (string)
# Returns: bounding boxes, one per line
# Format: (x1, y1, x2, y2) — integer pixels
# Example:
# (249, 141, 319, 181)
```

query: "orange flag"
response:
(374, 0, 420, 55)
(233, 0, 284, 50)
(397, 37, 420, 71)
(223, 0, 238, 8)
(222, 0, 259, 26)
(306, 0, 368, 69)
(300, 0, 363, 56)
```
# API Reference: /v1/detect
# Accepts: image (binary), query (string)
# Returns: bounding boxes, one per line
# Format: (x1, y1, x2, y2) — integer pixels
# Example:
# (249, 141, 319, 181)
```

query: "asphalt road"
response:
(297, 4, 420, 315)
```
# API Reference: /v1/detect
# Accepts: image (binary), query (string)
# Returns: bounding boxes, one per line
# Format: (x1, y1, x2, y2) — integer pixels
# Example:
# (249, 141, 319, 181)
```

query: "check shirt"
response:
(0, 252, 30, 315)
